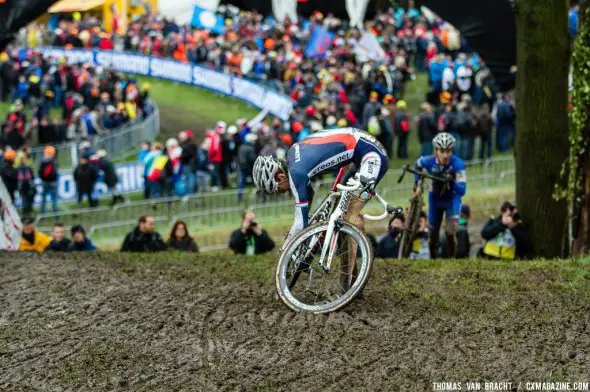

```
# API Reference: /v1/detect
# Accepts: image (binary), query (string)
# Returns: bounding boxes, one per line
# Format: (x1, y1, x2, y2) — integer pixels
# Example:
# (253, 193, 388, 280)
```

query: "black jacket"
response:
(121, 227, 168, 252)
(229, 228, 275, 255)
(237, 143, 257, 175)
(47, 238, 72, 252)
(0, 160, 18, 199)
(1, 130, 24, 150)
(455, 110, 476, 138)
(439, 223, 471, 259)
(475, 108, 494, 136)
(417, 112, 437, 143)
(74, 162, 99, 193)
(376, 232, 401, 258)
(99, 157, 118, 188)
(180, 141, 197, 168)
(167, 236, 199, 252)
(481, 216, 532, 259)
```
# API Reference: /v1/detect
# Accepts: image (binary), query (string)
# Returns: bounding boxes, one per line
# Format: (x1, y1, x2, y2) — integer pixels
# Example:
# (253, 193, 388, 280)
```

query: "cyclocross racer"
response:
(414, 132, 467, 258)
(253, 127, 389, 240)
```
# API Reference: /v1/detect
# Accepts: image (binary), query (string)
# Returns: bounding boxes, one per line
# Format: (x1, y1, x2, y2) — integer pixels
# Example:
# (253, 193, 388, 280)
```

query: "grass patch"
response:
(135, 76, 260, 141)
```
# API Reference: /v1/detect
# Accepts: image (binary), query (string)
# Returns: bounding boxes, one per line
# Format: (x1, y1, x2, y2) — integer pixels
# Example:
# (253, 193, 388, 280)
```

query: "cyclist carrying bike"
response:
(414, 132, 466, 258)
(253, 127, 389, 241)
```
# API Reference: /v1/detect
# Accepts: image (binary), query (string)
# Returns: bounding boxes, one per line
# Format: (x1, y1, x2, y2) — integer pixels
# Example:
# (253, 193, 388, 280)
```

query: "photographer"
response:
(229, 210, 275, 255)
(376, 214, 405, 258)
(480, 201, 532, 260)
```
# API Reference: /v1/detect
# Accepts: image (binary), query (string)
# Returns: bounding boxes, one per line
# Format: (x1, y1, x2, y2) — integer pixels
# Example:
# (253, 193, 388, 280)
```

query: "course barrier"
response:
(33, 157, 516, 250)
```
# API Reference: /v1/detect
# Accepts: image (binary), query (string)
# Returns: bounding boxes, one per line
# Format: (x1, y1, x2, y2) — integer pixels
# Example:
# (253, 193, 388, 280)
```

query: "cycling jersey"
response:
(286, 127, 389, 237)
(414, 154, 466, 227)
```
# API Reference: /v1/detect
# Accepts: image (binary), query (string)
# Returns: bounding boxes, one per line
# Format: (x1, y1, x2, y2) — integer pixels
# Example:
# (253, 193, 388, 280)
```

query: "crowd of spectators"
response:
(17, 198, 530, 261)
(6, 4, 519, 207)
(0, 49, 154, 149)
(9, 4, 528, 257)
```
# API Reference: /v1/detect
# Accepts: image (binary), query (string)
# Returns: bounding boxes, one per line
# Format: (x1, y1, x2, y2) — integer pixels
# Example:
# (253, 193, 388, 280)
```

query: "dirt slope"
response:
(1, 253, 589, 391)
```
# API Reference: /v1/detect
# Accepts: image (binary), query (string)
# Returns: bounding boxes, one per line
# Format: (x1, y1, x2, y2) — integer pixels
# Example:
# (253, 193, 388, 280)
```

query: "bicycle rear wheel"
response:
(276, 222, 373, 314)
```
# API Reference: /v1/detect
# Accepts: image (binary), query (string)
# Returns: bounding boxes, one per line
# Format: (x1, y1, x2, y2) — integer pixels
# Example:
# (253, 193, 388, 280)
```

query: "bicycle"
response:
(275, 167, 402, 314)
(396, 164, 449, 259)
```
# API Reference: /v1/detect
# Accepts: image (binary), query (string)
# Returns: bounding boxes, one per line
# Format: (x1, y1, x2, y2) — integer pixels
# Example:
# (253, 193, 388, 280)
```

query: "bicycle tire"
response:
(398, 197, 423, 259)
(276, 222, 374, 314)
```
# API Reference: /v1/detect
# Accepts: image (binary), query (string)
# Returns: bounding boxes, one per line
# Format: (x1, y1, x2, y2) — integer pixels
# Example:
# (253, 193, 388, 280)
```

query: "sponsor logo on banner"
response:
(37, 47, 293, 119)
(22, 162, 145, 206)
(193, 66, 233, 94)
(232, 78, 265, 107)
(151, 58, 192, 84)
(96, 52, 150, 75)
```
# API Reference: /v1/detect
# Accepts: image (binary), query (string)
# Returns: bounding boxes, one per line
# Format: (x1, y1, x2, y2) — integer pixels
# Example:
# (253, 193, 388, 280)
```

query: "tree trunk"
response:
(572, 1, 590, 256)
(515, 0, 570, 257)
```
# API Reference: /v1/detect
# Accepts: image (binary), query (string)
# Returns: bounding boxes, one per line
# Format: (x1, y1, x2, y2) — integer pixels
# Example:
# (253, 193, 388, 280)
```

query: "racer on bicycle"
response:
(414, 132, 466, 258)
(253, 127, 389, 241)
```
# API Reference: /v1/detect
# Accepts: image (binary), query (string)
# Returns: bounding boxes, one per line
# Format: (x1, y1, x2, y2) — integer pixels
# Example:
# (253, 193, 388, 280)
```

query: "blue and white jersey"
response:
(285, 127, 389, 237)
(414, 155, 467, 201)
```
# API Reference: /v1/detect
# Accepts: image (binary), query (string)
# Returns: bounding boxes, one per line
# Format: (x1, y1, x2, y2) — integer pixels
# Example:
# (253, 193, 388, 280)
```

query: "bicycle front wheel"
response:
(276, 222, 374, 314)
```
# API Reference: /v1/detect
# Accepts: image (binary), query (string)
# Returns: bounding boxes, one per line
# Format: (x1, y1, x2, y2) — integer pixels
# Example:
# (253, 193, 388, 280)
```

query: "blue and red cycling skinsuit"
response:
(414, 154, 467, 231)
(286, 127, 389, 238)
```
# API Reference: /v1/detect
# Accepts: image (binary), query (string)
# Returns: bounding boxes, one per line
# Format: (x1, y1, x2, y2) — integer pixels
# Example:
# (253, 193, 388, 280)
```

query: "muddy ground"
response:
(1, 253, 589, 391)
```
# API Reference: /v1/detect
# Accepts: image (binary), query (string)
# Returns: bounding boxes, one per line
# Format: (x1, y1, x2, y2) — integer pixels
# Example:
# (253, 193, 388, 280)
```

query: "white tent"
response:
(159, 0, 220, 25)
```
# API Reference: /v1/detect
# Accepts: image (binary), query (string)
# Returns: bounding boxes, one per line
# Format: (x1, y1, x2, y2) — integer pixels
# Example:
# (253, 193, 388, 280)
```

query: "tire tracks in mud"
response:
(1, 254, 590, 391)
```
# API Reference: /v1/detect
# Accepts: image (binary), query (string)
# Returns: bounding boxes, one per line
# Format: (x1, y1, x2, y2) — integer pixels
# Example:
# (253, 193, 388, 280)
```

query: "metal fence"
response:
(29, 102, 160, 169)
(33, 156, 516, 250)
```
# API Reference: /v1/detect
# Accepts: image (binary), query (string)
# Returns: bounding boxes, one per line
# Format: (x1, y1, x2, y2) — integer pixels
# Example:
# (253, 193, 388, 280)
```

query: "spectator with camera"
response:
(229, 210, 275, 255)
(376, 214, 405, 258)
(480, 201, 532, 260)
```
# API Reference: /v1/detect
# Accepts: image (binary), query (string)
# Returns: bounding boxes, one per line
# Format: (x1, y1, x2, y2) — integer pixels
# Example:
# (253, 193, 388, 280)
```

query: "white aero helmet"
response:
(433, 132, 456, 150)
(253, 155, 287, 194)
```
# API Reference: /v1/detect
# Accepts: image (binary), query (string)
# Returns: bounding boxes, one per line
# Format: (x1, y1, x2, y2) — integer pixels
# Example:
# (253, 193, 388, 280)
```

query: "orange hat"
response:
(44, 145, 56, 158)
(440, 91, 452, 104)
(264, 38, 276, 50)
(292, 122, 303, 133)
(383, 94, 395, 105)
(3, 149, 16, 161)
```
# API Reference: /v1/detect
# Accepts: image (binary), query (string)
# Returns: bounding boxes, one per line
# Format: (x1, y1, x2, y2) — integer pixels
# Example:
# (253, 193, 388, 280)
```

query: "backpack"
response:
(40, 161, 57, 182)
(400, 119, 410, 133)
(367, 116, 381, 136)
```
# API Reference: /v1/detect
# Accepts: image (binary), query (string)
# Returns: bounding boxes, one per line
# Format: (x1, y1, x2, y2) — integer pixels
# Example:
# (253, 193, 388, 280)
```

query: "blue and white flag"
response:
(191, 5, 225, 35)
(304, 26, 334, 59)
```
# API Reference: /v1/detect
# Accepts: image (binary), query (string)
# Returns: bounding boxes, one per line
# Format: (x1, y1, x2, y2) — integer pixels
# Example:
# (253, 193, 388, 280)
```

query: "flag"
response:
(304, 26, 334, 59)
(191, 5, 225, 35)
(354, 32, 386, 63)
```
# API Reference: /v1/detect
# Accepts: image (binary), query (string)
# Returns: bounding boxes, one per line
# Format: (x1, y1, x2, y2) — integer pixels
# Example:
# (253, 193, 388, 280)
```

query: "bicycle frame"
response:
(312, 167, 395, 272)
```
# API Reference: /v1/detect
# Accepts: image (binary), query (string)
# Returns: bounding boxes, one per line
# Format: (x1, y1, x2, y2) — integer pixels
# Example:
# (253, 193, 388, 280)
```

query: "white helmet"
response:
(253, 155, 287, 194)
(433, 132, 456, 150)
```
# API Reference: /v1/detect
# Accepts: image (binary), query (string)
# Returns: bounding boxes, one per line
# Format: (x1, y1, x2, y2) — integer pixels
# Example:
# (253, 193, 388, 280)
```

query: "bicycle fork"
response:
(317, 190, 349, 273)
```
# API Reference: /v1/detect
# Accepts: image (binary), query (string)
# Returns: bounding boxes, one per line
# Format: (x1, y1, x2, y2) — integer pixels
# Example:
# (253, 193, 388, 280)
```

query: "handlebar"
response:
(336, 178, 362, 192)
(397, 164, 449, 184)
(363, 193, 402, 221)
(336, 177, 401, 221)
